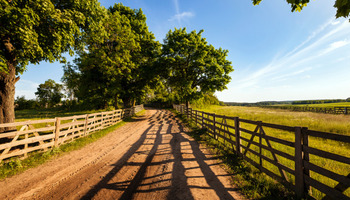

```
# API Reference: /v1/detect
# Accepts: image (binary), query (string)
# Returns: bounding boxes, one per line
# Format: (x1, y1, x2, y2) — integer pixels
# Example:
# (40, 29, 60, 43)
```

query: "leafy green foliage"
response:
(35, 79, 64, 108)
(0, 0, 104, 73)
(14, 96, 38, 110)
(161, 28, 233, 106)
(68, 3, 161, 109)
(190, 93, 222, 108)
(253, 0, 350, 21)
(0, 0, 105, 126)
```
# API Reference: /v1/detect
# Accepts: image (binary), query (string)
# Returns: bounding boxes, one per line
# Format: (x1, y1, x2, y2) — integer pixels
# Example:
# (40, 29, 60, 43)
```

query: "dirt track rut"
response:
(0, 109, 244, 200)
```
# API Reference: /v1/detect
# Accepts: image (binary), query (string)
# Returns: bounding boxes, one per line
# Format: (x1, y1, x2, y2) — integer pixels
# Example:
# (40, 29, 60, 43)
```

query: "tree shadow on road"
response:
(80, 110, 240, 200)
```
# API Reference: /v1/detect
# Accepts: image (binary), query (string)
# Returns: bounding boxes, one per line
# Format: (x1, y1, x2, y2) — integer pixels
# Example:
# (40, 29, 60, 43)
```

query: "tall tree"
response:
(73, 7, 139, 109)
(109, 4, 161, 107)
(252, 0, 350, 21)
(0, 0, 105, 130)
(35, 79, 64, 108)
(161, 28, 233, 108)
(73, 3, 160, 109)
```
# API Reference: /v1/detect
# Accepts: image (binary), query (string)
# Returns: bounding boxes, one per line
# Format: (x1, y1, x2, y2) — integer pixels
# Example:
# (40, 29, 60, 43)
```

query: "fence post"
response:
(187, 107, 189, 119)
(258, 121, 262, 170)
(101, 112, 104, 129)
(302, 127, 310, 196)
(195, 110, 198, 126)
(234, 117, 240, 155)
(295, 126, 305, 199)
(83, 114, 89, 136)
(54, 117, 61, 147)
(190, 108, 193, 121)
(213, 113, 216, 140)
(201, 112, 204, 128)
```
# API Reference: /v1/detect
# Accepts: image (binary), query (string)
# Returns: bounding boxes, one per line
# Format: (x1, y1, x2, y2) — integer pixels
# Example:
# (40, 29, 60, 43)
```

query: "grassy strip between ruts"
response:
(0, 118, 130, 180)
(171, 109, 296, 200)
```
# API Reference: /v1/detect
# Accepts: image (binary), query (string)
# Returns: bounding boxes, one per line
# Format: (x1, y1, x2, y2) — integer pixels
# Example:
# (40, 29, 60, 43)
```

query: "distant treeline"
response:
(225, 98, 350, 107)
(224, 101, 293, 107)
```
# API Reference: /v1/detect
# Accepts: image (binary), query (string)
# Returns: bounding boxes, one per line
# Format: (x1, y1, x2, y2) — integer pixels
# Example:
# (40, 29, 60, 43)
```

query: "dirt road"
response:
(0, 109, 244, 200)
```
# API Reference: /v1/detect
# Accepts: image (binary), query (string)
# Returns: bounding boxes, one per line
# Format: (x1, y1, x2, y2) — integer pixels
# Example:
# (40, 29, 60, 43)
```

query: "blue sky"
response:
(16, 0, 350, 103)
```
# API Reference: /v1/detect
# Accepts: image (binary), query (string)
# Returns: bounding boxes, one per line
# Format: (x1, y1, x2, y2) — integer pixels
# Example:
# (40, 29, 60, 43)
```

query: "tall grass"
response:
(191, 105, 350, 199)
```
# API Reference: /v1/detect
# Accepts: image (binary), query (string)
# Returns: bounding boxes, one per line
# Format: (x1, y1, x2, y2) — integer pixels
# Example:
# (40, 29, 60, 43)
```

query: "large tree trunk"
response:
(122, 96, 132, 108)
(0, 62, 18, 133)
(1, 37, 19, 133)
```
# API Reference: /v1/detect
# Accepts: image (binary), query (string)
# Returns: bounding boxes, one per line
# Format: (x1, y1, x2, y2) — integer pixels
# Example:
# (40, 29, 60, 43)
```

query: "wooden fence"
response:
(0, 105, 144, 163)
(262, 106, 350, 115)
(173, 104, 350, 200)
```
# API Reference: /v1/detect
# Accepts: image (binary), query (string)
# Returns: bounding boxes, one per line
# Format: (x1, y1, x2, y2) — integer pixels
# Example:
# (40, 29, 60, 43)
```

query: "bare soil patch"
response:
(0, 109, 244, 200)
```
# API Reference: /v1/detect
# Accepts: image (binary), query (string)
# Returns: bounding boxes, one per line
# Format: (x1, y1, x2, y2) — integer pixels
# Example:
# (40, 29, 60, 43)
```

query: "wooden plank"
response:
(260, 126, 289, 183)
(304, 161, 350, 188)
(58, 120, 85, 129)
(0, 134, 55, 151)
(58, 127, 85, 137)
(307, 130, 350, 143)
(240, 136, 295, 161)
(239, 118, 260, 125)
(0, 142, 54, 161)
(240, 128, 294, 147)
(303, 146, 350, 165)
(241, 143, 295, 175)
(28, 125, 46, 150)
(261, 122, 295, 132)
(304, 176, 350, 200)
(59, 114, 87, 120)
(215, 126, 235, 137)
(0, 119, 56, 128)
(242, 125, 260, 156)
(0, 126, 55, 139)
(244, 155, 295, 191)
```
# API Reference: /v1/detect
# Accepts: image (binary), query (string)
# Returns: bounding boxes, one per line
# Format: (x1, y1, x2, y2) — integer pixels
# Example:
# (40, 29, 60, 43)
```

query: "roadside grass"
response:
(173, 110, 295, 199)
(187, 105, 350, 199)
(0, 119, 128, 180)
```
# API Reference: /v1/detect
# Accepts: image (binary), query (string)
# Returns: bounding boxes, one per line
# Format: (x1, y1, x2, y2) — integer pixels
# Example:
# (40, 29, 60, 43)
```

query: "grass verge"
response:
(0, 119, 127, 180)
(171, 109, 296, 200)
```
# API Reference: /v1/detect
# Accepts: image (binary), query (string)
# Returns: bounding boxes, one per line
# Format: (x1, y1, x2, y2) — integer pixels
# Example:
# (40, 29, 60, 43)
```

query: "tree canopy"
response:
(35, 79, 64, 108)
(252, 0, 350, 21)
(161, 28, 233, 107)
(0, 0, 105, 129)
(66, 3, 160, 109)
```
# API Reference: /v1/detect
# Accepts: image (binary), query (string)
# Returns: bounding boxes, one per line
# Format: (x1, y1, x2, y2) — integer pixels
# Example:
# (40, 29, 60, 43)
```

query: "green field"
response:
(192, 105, 350, 199)
(277, 102, 350, 108)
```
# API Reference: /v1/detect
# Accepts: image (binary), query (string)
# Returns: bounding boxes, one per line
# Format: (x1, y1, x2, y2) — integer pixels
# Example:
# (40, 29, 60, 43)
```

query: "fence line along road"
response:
(0, 105, 144, 163)
(173, 104, 350, 200)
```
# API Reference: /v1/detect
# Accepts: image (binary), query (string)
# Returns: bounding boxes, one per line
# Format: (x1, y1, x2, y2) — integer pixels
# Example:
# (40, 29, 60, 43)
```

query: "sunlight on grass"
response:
(190, 105, 350, 199)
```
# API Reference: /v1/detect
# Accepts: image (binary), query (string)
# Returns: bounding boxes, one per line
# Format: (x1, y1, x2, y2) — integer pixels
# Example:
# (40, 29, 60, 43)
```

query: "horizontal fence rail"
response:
(261, 105, 350, 115)
(0, 105, 144, 163)
(173, 104, 350, 200)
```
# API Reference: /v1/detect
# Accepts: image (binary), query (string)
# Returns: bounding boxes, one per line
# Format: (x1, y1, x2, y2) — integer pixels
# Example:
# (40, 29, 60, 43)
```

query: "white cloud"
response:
(170, 0, 194, 26)
(15, 79, 39, 99)
(169, 11, 195, 22)
(237, 18, 350, 88)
